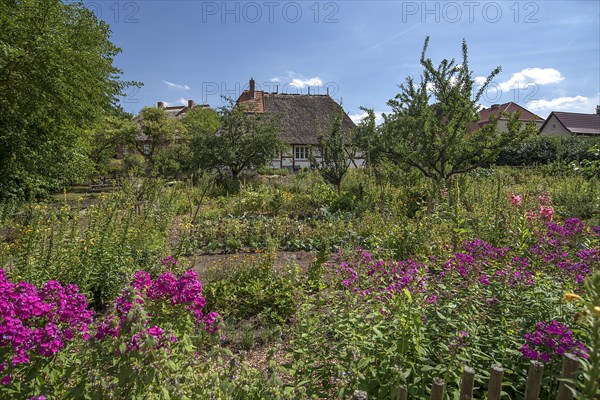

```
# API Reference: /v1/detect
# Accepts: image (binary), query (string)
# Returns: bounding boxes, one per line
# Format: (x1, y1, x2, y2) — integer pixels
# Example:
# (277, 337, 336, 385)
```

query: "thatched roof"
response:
(238, 91, 356, 145)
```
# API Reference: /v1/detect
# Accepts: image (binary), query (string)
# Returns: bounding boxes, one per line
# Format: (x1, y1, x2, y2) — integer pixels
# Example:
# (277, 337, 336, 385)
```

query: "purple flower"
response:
(131, 271, 151, 291)
(147, 325, 164, 339)
(520, 320, 587, 362)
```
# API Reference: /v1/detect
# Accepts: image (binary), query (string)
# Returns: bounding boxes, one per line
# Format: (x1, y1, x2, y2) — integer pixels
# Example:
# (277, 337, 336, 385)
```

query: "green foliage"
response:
(257, 166, 289, 176)
(289, 287, 423, 399)
(496, 135, 600, 166)
(0, 181, 183, 308)
(352, 107, 381, 169)
(88, 112, 137, 177)
(190, 100, 285, 178)
(381, 37, 532, 189)
(1, 162, 599, 399)
(130, 107, 186, 173)
(572, 272, 600, 398)
(313, 106, 353, 190)
(203, 256, 299, 323)
(0, 0, 137, 199)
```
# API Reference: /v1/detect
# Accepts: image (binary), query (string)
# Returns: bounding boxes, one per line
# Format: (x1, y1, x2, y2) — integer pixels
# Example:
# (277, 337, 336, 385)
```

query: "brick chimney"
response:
(157, 101, 165, 108)
(188, 99, 195, 108)
(249, 77, 255, 99)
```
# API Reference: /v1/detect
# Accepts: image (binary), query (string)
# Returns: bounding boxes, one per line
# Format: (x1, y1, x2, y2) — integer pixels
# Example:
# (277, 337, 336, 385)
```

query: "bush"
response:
(496, 136, 600, 166)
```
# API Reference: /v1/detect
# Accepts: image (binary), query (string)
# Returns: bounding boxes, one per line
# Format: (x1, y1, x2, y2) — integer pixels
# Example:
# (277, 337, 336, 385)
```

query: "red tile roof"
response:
(478, 102, 544, 127)
(540, 111, 600, 135)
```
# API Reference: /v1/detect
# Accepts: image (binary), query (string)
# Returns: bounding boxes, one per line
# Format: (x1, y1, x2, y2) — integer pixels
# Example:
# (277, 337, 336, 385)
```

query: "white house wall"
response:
(270, 145, 365, 170)
(540, 115, 572, 136)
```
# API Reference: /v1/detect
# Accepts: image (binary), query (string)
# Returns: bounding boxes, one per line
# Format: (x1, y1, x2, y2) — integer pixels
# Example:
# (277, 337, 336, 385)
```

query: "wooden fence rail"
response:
(351, 353, 581, 400)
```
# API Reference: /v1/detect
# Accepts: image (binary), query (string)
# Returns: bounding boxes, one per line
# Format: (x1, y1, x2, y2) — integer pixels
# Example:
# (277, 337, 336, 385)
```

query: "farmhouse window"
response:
(143, 144, 150, 155)
(294, 146, 309, 160)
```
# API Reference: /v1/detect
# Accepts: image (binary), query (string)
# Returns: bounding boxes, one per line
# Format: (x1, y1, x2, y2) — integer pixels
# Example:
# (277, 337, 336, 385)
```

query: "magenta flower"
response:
(509, 193, 522, 207)
(520, 320, 587, 362)
(539, 205, 554, 221)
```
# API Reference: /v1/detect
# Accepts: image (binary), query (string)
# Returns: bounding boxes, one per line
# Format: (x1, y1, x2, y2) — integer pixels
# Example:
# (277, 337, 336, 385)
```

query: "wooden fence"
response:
(351, 353, 583, 400)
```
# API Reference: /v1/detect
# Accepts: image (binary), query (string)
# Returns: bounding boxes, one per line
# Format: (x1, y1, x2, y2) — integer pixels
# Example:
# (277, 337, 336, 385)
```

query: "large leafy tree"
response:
(130, 107, 186, 172)
(381, 37, 535, 189)
(182, 106, 220, 175)
(0, 0, 134, 199)
(189, 101, 284, 179)
(88, 111, 136, 176)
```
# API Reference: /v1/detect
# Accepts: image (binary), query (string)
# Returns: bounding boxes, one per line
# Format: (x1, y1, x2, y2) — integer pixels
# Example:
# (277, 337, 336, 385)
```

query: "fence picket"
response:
(352, 389, 368, 400)
(524, 360, 545, 400)
(396, 385, 408, 400)
(556, 353, 580, 400)
(487, 365, 504, 400)
(430, 377, 446, 400)
(459, 366, 475, 399)
(347, 355, 580, 400)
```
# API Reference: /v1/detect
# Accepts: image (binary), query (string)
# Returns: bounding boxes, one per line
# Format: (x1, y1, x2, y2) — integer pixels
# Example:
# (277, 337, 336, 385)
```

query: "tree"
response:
(381, 37, 535, 189)
(313, 108, 353, 191)
(88, 111, 137, 177)
(129, 107, 185, 173)
(189, 101, 285, 179)
(0, 0, 136, 199)
(352, 107, 382, 171)
(182, 106, 220, 175)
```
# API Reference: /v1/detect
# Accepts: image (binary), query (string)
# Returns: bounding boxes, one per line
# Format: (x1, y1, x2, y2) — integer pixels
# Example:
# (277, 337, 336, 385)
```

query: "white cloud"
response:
(164, 97, 187, 107)
(349, 111, 384, 126)
(290, 77, 323, 88)
(163, 80, 190, 90)
(270, 71, 323, 89)
(477, 68, 564, 93)
(527, 95, 597, 117)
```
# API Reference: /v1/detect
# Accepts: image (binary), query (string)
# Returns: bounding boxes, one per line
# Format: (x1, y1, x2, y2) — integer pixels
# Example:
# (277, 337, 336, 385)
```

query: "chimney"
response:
(596, 105, 600, 115)
(188, 99, 195, 108)
(249, 77, 255, 99)
(157, 101, 165, 108)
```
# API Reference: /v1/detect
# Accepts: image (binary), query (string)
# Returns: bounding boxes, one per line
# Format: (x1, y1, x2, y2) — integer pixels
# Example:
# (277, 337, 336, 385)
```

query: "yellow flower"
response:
(564, 293, 583, 302)
(594, 306, 600, 317)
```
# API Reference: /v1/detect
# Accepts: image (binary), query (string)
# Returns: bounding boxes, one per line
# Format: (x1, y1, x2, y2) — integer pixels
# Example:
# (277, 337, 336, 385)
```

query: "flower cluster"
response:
(509, 193, 522, 207)
(520, 320, 587, 363)
(127, 325, 177, 352)
(0, 270, 94, 384)
(97, 267, 220, 347)
(531, 218, 597, 284)
(439, 240, 536, 287)
(511, 191, 555, 222)
(337, 249, 427, 299)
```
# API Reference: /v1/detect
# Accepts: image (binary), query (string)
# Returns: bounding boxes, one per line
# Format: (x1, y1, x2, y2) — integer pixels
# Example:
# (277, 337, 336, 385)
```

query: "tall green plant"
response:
(381, 36, 533, 190)
(313, 108, 353, 191)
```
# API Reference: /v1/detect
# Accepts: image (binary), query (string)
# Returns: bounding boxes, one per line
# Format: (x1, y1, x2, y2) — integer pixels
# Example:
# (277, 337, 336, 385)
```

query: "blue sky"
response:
(90, 0, 600, 123)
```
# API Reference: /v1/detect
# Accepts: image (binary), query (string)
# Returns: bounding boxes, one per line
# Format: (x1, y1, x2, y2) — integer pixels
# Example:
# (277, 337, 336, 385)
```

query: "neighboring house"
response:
(118, 100, 209, 158)
(539, 107, 600, 137)
(471, 102, 545, 132)
(236, 78, 362, 170)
